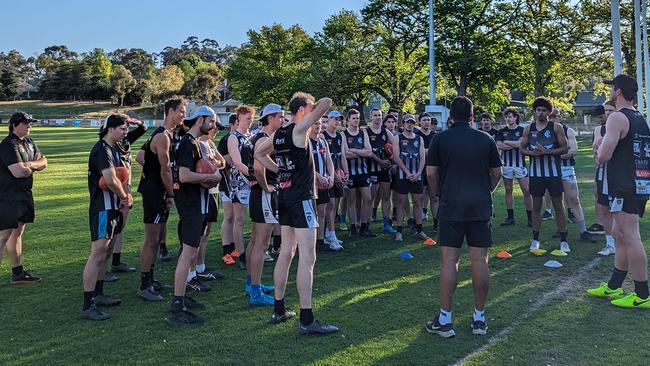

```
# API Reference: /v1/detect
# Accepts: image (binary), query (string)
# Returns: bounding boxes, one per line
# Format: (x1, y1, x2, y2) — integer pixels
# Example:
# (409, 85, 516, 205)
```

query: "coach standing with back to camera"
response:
(0, 112, 48, 284)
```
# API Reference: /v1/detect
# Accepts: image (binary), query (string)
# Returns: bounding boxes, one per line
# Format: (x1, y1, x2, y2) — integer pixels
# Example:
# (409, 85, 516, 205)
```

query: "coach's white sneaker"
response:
(597, 245, 616, 256)
(560, 241, 571, 253)
(529, 240, 540, 252)
(395, 232, 403, 242)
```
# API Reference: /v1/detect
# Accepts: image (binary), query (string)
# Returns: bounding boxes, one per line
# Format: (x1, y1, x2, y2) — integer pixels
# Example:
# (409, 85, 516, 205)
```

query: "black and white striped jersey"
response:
(561, 124, 576, 167)
(311, 137, 329, 177)
(322, 130, 343, 170)
(496, 126, 526, 168)
(528, 122, 561, 178)
(344, 129, 368, 176)
(397, 132, 423, 180)
(366, 126, 390, 173)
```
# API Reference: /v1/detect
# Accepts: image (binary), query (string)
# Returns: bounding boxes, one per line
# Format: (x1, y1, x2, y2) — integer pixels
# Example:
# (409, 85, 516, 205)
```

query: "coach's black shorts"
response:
(207, 194, 219, 223)
(370, 170, 391, 184)
(0, 199, 35, 230)
(438, 220, 493, 248)
(89, 209, 124, 242)
(316, 189, 330, 205)
(328, 186, 343, 199)
(178, 213, 208, 248)
(278, 199, 319, 228)
(529, 177, 563, 198)
(609, 196, 648, 217)
(249, 188, 279, 224)
(141, 192, 169, 224)
(393, 179, 424, 195)
(347, 174, 371, 189)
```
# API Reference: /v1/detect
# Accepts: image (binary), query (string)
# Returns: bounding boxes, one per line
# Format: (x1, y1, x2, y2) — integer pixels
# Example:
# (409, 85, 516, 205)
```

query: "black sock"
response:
(83, 291, 95, 310)
(12, 265, 24, 276)
(507, 209, 514, 219)
(239, 252, 246, 264)
(361, 222, 368, 231)
(140, 272, 150, 290)
(416, 224, 423, 232)
(532, 231, 540, 241)
(160, 242, 168, 252)
(433, 218, 438, 226)
(423, 208, 428, 215)
(350, 224, 356, 231)
(372, 208, 377, 217)
(223, 245, 230, 256)
(567, 207, 573, 216)
(634, 280, 649, 299)
(392, 207, 397, 216)
(274, 297, 286, 315)
(272, 235, 281, 251)
(300, 308, 314, 325)
(559, 232, 568, 242)
(228, 243, 236, 254)
(150, 264, 155, 281)
(526, 210, 532, 220)
(316, 239, 325, 246)
(94, 280, 104, 296)
(171, 296, 184, 311)
(396, 226, 403, 233)
(608, 267, 628, 289)
(112, 252, 121, 266)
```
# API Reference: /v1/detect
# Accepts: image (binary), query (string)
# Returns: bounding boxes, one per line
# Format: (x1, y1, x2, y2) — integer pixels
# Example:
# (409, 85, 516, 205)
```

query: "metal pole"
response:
(635, 0, 644, 113)
(612, 0, 623, 75)
(429, 0, 435, 105)
(639, 0, 650, 123)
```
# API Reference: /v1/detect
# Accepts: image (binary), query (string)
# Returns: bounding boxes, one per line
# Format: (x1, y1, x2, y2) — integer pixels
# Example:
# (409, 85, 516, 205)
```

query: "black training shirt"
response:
(426, 122, 501, 221)
(174, 133, 209, 215)
(88, 139, 121, 212)
(0, 133, 41, 201)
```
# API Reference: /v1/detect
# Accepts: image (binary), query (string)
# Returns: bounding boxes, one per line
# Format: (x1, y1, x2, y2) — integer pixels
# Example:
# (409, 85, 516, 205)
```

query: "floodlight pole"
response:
(612, 0, 623, 76)
(429, 0, 436, 105)
(639, 0, 650, 123)
(635, 0, 644, 114)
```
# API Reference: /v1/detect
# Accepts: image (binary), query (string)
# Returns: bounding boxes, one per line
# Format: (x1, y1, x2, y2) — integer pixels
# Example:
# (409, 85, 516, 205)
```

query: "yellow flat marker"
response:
(530, 249, 547, 256)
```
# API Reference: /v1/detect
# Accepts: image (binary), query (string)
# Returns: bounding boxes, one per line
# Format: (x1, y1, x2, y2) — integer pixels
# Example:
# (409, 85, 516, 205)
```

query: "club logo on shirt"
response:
(414, 140, 419, 148)
(515, 132, 520, 138)
(357, 137, 363, 144)
(544, 130, 551, 138)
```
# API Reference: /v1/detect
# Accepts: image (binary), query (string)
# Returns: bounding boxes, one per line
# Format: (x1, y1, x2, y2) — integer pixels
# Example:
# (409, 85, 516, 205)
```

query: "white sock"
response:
(196, 263, 206, 273)
(187, 270, 196, 283)
(545, 208, 552, 214)
(606, 235, 615, 247)
(473, 308, 485, 322)
(438, 309, 452, 325)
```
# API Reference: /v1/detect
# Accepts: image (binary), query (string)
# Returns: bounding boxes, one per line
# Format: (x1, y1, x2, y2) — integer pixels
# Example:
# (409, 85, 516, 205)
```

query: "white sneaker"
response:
(395, 232, 403, 242)
(529, 240, 540, 252)
(332, 233, 343, 245)
(264, 251, 274, 262)
(329, 241, 344, 251)
(597, 245, 616, 256)
(560, 241, 571, 253)
(417, 231, 429, 240)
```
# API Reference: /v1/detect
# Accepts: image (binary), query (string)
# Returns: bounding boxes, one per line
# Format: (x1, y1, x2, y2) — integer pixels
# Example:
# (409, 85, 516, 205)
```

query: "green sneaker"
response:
(611, 292, 650, 309)
(587, 282, 625, 300)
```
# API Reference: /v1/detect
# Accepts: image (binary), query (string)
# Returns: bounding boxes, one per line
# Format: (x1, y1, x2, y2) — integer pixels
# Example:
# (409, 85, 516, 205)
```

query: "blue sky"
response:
(2, 0, 368, 57)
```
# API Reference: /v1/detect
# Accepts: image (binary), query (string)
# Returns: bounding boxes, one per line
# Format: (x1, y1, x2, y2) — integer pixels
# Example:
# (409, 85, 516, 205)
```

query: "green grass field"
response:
(0, 100, 155, 120)
(0, 127, 648, 366)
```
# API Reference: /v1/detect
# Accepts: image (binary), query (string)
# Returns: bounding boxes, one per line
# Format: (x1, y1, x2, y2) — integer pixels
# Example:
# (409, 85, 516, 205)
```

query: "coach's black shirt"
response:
(0, 133, 40, 201)
(426, 121, 501, 221)
(174, 133, 209, 215)
(88, 139, 121, 212)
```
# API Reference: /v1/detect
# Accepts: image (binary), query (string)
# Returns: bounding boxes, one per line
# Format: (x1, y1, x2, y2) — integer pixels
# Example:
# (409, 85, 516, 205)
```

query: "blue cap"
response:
(328, 111, 342, 119)
(260, 103, 284, 119)
(185, 105, 225, 129)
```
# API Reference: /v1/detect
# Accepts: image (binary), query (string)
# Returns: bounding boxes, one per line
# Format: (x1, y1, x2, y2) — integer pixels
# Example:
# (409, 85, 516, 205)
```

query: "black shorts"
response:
(610, 196, 648, 217)
(0, 199, 35, 230)
(249, 188, 279, 224)
(141, 192, 169, 224)
(393, 179, 424, 195)
(438, 220, 493, 248)
(89, 209, 124, 242)
(529, 176, 563, 198)
(316, 189, 330, 205)
(278, 199, 319, 228)
(328, 186, 344, 199)
(347, 174, 371, 189)
(178, 213, 208, 248)
(370, 170, 391, 184)
(207, 194, 219, 223)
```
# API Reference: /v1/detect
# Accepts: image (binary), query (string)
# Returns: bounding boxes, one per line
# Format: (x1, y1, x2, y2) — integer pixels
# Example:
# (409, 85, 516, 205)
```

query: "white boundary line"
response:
(453, 256, 603, 366)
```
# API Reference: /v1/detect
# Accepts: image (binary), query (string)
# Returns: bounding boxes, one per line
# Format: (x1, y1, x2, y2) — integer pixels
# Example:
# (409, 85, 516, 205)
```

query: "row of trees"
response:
(0, 0, 637, 114)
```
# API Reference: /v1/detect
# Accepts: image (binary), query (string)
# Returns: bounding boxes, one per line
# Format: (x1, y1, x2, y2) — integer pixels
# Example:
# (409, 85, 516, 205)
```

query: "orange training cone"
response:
(496, 250, 512, 259)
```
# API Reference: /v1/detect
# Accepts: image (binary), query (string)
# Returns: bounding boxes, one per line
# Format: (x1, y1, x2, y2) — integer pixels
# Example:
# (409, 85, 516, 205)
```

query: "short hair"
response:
(503, 108, 520, 124)
(288, 92, 315, 114)
(164, 96, 186, 116)
(388, 108, 399, 115)
(418, 112, 431, 121)
(99, 113, 128, 138)
(479, 112, 493, 121)
(449, 96, 473, 122)
(371, 108, 382, 114)
(235, 104, 255, 117)
(610, 74, 638, 102)
(383, 114, 396, 125)
(532, 97, 553, 111)
(228, 113, 238, 125)
(347, 109, 360, 118)
(605, 99, 617, 107)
